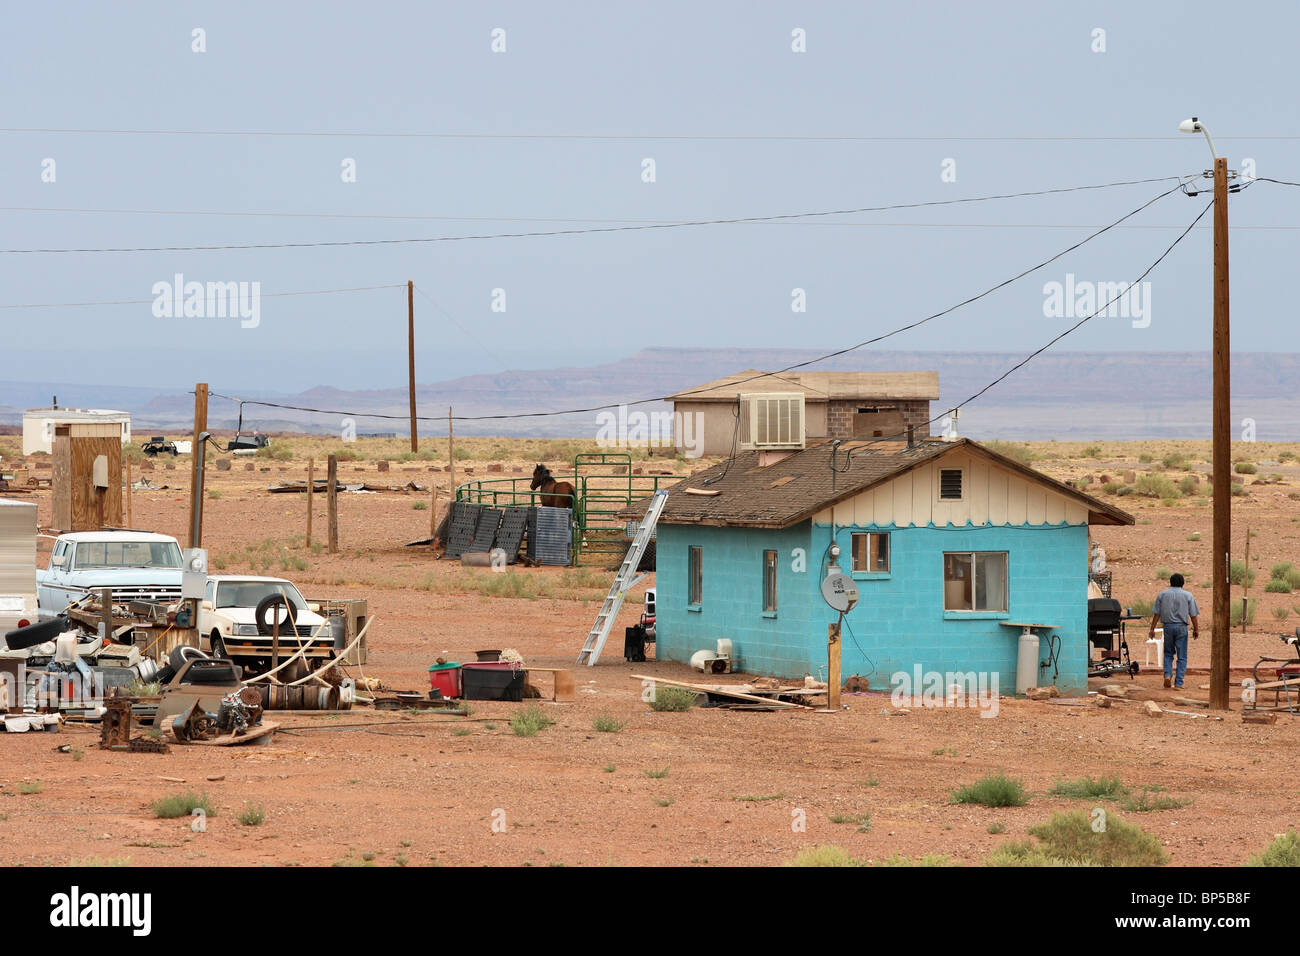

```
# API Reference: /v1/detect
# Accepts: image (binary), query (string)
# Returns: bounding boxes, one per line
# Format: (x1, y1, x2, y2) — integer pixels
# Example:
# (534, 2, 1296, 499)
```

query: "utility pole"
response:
(188, 383, 209, 549)
(408, 280, 418, 453)
(1179, 119, 1232, 711)
(1210, 154, 1232, 710)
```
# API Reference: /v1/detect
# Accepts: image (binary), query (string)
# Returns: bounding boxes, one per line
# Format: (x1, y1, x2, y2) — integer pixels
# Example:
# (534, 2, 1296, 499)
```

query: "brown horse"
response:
(531, 464, 576, 508)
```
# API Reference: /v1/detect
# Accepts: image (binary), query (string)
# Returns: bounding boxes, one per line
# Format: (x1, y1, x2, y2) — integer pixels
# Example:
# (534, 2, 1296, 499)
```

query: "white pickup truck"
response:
(197, 575, 332, 666)
(36, 531, 184, 619)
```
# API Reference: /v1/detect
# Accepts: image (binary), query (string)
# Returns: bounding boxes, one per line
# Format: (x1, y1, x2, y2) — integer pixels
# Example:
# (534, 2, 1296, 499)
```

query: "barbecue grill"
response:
(1087, 598, 1139, 679)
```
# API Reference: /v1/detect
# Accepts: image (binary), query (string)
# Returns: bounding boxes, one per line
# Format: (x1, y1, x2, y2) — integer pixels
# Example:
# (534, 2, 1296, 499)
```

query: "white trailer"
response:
(0, 498, 39, 634)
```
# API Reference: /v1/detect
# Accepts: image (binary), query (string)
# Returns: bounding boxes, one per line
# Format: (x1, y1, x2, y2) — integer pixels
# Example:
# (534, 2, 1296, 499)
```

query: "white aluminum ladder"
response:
(576, 489, 668, 666)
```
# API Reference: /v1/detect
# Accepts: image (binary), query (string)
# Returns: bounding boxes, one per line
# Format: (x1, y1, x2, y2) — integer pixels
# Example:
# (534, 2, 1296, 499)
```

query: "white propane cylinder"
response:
(55, 633, 77, 663)
(1016, 628, 1039, 695)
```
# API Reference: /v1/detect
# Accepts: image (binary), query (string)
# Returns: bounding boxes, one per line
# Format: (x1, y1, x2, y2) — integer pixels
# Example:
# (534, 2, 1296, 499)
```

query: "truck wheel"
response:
(211, 634, 228, 660)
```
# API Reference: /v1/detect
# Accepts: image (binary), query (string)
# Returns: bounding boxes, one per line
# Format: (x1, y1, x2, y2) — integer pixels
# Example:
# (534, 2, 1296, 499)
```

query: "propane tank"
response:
(1016, 628, 1039, 695)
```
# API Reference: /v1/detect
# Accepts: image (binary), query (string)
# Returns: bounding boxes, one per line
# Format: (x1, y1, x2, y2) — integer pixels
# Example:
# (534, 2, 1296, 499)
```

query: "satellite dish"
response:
(821, 570, 859, 613)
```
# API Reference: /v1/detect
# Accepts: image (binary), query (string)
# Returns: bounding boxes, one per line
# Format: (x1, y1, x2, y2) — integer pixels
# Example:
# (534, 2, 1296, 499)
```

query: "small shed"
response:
(52, 422, 123, 531)
(649, 438, 1132, 695)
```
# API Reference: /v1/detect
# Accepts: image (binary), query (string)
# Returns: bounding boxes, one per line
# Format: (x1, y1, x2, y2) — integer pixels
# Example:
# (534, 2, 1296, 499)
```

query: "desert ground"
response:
(1, 435, 1298, 867)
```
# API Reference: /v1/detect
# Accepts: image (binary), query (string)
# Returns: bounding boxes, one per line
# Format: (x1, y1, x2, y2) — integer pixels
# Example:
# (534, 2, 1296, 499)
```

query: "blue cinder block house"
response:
(651, 437, 1132, 696)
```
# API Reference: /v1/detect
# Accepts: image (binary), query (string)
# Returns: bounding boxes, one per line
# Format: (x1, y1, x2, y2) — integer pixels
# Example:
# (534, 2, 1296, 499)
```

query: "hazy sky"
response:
(2, 0, 1297, 394)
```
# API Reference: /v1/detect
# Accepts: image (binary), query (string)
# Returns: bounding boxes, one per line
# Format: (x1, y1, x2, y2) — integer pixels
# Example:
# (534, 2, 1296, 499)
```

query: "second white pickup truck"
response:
(37, 531, 184, 619)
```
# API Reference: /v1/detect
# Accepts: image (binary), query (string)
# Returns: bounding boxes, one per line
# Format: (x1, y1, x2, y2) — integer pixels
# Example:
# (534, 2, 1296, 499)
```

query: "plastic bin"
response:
(428, 662, 462, 699)
(461, 662, 525, 701)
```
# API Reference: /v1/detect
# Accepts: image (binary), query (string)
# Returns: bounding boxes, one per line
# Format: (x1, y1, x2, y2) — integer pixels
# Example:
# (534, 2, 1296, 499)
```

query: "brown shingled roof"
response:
(630, 438, 1132, 529)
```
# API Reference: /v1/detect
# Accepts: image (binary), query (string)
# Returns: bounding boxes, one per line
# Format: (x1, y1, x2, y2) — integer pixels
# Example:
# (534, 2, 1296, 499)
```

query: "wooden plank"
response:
(1006, 472, 1028, 525)
(1044, 490, 1066, 525)
(892, 473, 911, 527)
(873, 481, 893, 526)
(969, 458, 989, 526)
(910, 463, 933, 527)
(630, 673, 808, 709)
(1025, 483, 1047, 525)
(988, 467, 1009, 524)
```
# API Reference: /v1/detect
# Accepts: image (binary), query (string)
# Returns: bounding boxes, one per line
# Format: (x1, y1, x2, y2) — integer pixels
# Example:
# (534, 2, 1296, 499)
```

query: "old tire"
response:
(169, 644, 207, 670)
(254, 594, 293, 637)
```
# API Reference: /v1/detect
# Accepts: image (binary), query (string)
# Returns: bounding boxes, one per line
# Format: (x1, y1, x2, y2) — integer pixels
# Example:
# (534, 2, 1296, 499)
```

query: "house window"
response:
(688, 546, 703, 606)
(851, 532, 890, 573)
(939, 468, 964, 500)
(943, 552, 1008, 611)
(763, 550, 778, 612)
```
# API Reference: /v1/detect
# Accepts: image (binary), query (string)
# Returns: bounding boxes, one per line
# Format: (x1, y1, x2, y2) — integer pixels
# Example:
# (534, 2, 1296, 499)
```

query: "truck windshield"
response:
(215, 582, 307, 611)
(73, 541, 182, 569)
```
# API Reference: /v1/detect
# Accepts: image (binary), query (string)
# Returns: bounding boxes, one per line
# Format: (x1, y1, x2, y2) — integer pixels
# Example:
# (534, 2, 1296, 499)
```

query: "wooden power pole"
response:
(306, 458, 314, 547)
(188, 383, 209, 549)
(1210, 156, 1232, 711)
(408, 280, 418, 453)
(327, 454, 339, 554)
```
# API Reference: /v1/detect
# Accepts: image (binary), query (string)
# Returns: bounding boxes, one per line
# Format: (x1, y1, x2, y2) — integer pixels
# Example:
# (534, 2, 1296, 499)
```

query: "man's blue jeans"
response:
(1163, 623, 1189, 687)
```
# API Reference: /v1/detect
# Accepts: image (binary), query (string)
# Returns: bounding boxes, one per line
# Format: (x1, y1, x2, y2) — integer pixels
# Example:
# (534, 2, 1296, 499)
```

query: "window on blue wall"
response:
(763, 550, 778, 612)
(851, 532, 890, 573)
(688, 546, 702, 606)
(943, 552, 1008, 611)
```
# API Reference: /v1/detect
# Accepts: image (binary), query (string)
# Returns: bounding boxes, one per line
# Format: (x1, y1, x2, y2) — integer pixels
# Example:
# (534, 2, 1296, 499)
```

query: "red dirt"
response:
(2, 450, 1298, 867)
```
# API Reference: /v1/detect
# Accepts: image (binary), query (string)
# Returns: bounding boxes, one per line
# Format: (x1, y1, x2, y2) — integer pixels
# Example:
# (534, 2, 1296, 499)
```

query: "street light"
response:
(1179, 116, 1232, 710)
(1179, 116, 1218, 160)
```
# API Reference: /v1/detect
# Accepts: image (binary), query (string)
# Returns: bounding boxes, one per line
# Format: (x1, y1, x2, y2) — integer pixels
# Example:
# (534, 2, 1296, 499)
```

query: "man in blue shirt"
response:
(1149, 573, 1200, 689)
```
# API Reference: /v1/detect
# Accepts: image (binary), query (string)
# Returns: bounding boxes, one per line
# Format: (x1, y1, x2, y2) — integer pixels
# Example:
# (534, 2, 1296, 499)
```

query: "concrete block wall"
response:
(656, 519, 1090, 695)
(811, 521, 1090, 695)
(825, 399, 932, 440)
(655, 522, 818, 677)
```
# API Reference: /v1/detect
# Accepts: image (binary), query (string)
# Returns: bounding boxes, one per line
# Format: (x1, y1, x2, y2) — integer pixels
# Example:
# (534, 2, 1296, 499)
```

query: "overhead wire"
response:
(195, 178, 1190, 425)
(0, 175, 1190, 255)
(0, 125, 1292, 142)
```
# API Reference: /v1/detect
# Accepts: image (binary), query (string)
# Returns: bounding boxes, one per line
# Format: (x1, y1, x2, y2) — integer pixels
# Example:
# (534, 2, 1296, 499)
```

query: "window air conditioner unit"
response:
(738, 393, 805, 450)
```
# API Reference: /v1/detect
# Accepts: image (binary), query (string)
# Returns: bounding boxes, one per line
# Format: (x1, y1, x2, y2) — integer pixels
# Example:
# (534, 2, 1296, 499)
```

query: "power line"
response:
(703, 196, 1216, 475)
(0, 283, 403, 311)
(0, 175, 1188, 255)
(411, 284, 510, 371)
(202, 179, 1184, 424)
(0, 126, 1293, 142)
(2, 203, 1248, 230)
(460, 178, 1185, 416)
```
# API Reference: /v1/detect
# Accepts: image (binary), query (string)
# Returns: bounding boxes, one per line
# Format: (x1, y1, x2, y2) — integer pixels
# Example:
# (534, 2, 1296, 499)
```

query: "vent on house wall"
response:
(738, 393, 805, 450)
(939, 468, 963, 499)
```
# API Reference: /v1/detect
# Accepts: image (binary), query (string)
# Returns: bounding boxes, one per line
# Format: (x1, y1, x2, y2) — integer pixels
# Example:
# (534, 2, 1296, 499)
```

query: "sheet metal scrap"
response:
(172, 701, 217, 742)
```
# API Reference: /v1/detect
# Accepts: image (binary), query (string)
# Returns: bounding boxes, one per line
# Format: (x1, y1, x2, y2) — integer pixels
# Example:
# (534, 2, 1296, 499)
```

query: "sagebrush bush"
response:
(951, 773, 1029, 807)
(648, 685, 696, 712)
(1248, 829, 1300, 866)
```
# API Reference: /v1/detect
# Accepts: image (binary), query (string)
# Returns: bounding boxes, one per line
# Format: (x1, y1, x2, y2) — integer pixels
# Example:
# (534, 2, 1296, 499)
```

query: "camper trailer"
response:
(0, 498, 39, 634)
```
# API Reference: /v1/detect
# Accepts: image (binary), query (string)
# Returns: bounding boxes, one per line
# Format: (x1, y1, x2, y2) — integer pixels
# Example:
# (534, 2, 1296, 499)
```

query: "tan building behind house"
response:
(666, 370, 939, 457)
